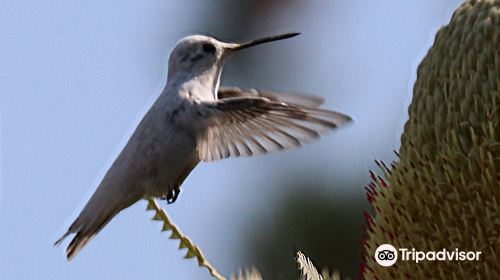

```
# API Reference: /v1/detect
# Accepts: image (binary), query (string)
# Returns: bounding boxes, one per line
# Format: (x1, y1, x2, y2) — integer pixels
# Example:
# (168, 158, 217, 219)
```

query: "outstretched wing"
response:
(195, 88, 351, 162)
(218, 86, 325, 108)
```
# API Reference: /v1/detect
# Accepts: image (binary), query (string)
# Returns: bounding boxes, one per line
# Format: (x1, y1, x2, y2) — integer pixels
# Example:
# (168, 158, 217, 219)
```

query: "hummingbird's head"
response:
(167, 35, 224, 80)
(167, 33, 300, 82)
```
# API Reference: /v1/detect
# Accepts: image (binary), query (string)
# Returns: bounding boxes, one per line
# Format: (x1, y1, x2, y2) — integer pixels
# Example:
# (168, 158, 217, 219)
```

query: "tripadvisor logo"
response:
(374, 244, 481, 267)
(374, 244, 398, 267)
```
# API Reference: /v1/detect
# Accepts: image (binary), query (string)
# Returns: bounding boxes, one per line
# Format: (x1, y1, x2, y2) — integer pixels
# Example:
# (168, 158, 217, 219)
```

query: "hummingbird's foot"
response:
(166, 187, 180, 204)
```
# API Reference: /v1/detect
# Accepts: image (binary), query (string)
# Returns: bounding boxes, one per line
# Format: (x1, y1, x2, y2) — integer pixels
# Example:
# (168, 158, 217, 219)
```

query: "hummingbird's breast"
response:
(122, 95, 199, 198)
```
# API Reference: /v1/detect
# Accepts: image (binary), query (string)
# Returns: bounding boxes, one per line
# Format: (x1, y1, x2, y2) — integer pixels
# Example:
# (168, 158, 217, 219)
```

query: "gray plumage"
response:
(55, 33, 351, 260)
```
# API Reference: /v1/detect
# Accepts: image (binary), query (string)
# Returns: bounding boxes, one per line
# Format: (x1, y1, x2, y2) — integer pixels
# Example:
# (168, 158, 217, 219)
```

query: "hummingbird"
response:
(55, 32, 352, 260)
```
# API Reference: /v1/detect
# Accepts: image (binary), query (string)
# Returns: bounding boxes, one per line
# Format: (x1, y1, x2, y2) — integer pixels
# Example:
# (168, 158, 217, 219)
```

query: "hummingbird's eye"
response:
(202, 43, 216, 54)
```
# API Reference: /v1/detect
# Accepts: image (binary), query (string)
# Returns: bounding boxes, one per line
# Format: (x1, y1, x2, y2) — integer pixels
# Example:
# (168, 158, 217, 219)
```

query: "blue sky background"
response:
(1, 1, 462, 279)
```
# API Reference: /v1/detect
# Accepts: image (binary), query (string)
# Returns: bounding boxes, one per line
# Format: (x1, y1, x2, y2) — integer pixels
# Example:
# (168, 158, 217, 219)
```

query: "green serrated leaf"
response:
(146, 200, 156, 211)
(169, 230, 181, 240)
(178, 241, 188, 249)
(161, 222, 172, 232)
(151, 213, 162, 221)
(184, 249, 197, 259)
(146, 198, 225, 280)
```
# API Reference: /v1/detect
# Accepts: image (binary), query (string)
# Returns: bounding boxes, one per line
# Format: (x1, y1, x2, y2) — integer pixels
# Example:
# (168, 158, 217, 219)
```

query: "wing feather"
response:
(195, 91, 351, 162)
(218, 87, 325, 108)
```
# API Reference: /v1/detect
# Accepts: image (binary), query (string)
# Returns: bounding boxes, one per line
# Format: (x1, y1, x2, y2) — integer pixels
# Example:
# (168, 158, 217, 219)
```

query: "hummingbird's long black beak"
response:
(228, 32, 300, 51)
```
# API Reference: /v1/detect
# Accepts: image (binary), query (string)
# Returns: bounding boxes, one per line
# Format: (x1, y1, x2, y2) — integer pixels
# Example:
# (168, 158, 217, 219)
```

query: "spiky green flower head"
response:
(363, 0, 499, 279)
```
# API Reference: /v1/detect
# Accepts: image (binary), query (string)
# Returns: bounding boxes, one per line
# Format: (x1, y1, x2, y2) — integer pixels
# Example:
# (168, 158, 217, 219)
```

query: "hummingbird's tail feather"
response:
(67, 213, 117, 260)
(55, 182, 141, 260)
(55, 204, 120, 260)
(54, 231, 71, 246)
